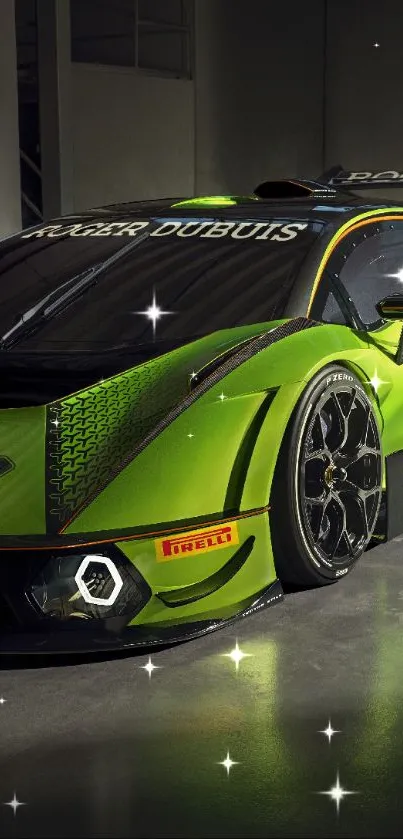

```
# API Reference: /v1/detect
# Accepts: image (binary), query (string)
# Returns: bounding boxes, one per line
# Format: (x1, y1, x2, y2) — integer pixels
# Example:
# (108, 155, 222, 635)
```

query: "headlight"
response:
(74, 555, 123, 607)
(29, 549, 149, 622)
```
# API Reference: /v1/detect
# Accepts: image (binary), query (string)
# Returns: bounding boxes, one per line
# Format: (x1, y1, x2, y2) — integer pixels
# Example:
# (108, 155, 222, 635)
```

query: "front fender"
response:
(67, 324, 371, 534)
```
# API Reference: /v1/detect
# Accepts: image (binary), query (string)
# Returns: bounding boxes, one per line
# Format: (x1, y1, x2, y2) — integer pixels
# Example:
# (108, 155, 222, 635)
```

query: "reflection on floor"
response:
(1, 539, 403, 838)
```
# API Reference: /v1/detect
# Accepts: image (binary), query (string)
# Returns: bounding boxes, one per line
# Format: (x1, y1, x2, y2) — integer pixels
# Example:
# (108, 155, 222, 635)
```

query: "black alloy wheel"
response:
(272, 365, 382, 586)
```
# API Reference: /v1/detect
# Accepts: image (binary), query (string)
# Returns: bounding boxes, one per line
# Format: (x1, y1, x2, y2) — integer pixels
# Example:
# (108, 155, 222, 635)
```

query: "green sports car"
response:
(1, 168, 403, 653)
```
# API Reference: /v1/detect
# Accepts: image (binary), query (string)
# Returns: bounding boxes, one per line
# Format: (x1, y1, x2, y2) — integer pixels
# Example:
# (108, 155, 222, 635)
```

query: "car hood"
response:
(0, 327, 264, 408)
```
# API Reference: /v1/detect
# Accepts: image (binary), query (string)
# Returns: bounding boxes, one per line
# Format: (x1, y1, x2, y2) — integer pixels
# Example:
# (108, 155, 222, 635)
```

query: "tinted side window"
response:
(336, 224, 403, 328)
(310, 271, 349, 326)
(321, 290, 349, 325)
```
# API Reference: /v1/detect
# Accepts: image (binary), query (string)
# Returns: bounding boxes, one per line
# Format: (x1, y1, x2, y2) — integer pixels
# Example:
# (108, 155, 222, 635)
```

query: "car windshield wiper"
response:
(0, 226, 153, 350)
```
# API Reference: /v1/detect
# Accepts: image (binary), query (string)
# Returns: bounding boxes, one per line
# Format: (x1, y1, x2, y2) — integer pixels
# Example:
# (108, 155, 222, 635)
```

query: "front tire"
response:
(271, 365, 382, 586)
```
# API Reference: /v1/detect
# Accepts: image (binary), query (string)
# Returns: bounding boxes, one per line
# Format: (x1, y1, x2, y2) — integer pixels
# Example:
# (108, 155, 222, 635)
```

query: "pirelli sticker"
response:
(155, 522, 239, 562)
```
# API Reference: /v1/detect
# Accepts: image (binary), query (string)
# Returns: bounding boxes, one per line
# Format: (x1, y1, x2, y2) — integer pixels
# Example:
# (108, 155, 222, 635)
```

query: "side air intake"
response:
(254, 179, 337, 199)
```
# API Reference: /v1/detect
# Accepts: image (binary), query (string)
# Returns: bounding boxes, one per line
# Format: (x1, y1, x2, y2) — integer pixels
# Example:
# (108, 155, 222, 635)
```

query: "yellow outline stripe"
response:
(307, 207, 403, 315)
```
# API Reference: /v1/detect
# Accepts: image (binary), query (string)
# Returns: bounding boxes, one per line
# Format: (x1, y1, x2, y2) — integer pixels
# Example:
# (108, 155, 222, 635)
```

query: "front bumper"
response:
(0, 543, 283, 654)
(0, 581, 283, 654)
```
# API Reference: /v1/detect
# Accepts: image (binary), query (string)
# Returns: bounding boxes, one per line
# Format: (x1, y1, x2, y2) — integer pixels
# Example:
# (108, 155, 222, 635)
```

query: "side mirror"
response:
(376, 294, 403, 365)
(376, 294, 403, 320)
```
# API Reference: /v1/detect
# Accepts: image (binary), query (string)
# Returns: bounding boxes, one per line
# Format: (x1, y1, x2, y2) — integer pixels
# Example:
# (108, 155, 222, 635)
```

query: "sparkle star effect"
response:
(388, 267, 403, 282)
(140, 656, 161, 679)
(318, 771, 356, 815)
(218, 751, 239, 776)
(218, 392, 227, 402)
(370, 369, 388, 393)
(319, 719, 340, 743)
(50, 418, 60, 428)
(0, 697, 6, 705)
(373, 41, 380, 48)
(187, 433, 194, 438)
(4, 793, 26, 816)
(222, 639, 252, 671)
(134, 292, 173, 337)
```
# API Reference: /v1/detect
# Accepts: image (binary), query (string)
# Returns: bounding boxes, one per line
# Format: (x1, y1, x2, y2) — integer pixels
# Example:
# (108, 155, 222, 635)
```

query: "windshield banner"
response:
(21, 219, 309, 243)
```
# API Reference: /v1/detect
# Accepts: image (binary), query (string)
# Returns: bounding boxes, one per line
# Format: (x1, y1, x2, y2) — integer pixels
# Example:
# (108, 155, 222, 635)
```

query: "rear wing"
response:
(318, 165, 403, 188)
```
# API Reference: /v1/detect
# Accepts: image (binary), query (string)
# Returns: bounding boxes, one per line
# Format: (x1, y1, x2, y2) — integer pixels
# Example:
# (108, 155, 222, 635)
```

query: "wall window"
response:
(70, 0, 192, 78)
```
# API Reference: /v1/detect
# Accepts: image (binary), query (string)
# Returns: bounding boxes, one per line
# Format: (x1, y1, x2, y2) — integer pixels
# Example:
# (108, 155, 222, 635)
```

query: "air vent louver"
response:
(254, 179, 337, 200)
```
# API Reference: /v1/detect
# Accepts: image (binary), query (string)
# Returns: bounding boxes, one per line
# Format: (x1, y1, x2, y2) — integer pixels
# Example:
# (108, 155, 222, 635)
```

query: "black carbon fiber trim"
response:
(189, 336, 258, 389)
(61, 317, 319, 532)
(0, 580, 284, 655)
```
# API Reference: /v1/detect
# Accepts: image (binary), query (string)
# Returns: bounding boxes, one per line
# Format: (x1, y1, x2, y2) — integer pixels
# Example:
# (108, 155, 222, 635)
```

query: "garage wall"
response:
(0, 0, 21, 235)
(6, 1, 403, 228)
(71, 0, 327, 210)
(326, 0, 403, 201)
(194, 0, 326, 195)
(71, 63, 194, 210)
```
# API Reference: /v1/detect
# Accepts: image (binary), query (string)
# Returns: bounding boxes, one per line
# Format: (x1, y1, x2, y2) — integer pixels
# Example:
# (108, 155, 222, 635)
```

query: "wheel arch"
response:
(240, 356, 384, 514)
(267, 362, 383, 584)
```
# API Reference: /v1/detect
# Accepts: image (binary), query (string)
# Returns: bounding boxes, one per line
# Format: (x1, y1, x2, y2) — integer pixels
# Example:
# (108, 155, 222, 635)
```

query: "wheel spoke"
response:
(317, 492, 345, 556)
(345, 389, 357, 419)
(361, 405, 372, 447)
(330, 390, 354, 451)
(304, 413, 330, 461)
(305, 449, 328, 462)
(356, 494, 369, 542)
(345, 445, 380, 466)
(346, 480, 380, 501)
(328, 493, 358, 559)
(335, 530, 355, 559)
(305, 450, 329, 466)
(331, 529, 346, 559)
(329, 490, 347, 531)
(307, 494, 331, 540)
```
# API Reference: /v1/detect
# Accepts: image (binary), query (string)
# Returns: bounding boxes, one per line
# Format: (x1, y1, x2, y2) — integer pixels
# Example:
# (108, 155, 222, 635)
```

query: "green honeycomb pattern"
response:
(46, 351, 191, 532)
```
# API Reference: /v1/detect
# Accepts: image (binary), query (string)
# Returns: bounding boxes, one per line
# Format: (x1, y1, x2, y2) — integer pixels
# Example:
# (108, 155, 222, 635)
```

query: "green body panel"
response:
(1, 319, 402, 543)
(0, 324, 274, 536)
(67, 322, 376, 534)
(0, 407, 46, 534)
(66, 388, 267, 531)
(47, 323, 278, 530)
(171, 195, 257, 208)
(2, 316, 403, 631)
(117, 511, 275, 626)
(365, 322, 403, 457)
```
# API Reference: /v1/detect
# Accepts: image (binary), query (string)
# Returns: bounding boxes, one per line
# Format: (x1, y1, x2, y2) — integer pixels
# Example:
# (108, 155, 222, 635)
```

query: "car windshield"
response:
(0, 215, 322, 352)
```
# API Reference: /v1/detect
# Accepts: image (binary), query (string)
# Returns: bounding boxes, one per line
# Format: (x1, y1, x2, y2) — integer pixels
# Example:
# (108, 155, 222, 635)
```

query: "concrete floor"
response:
(1, 540, 403, 838)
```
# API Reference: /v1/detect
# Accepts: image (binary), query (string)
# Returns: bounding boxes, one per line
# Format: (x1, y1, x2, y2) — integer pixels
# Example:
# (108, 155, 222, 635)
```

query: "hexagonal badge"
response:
(74, 555, 123, 607)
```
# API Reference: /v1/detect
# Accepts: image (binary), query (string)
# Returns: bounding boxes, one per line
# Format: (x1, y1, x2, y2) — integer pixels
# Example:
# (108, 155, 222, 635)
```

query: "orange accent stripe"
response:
(307, 213, 403, 315)
(0, 505, 270, 552)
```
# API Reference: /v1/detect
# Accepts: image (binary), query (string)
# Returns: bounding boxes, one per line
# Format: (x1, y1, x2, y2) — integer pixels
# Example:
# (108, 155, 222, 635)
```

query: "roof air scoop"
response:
(254, 179, 337, 199)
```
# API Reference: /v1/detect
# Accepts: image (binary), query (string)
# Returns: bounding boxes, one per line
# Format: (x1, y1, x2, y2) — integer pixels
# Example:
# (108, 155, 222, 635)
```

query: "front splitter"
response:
(0, 580, 283, 655)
